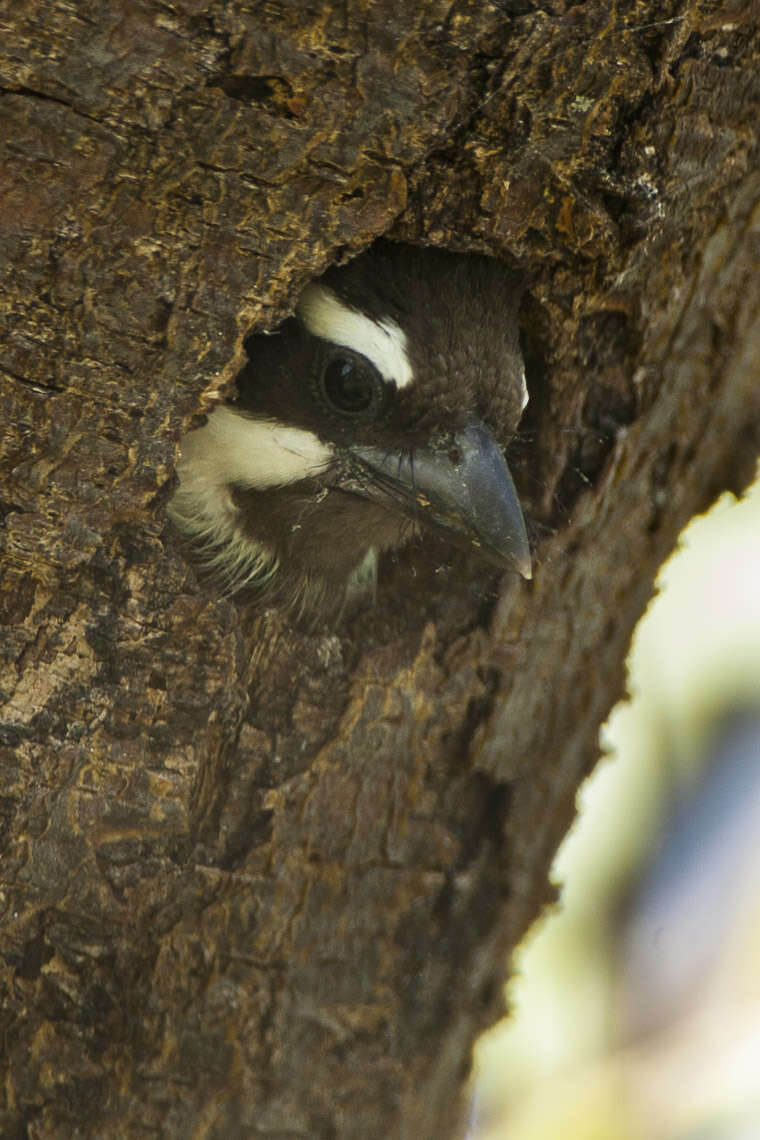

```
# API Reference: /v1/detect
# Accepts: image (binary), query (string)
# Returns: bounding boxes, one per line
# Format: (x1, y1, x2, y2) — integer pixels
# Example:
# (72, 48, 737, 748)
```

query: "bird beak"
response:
(347, 418, 532, 579)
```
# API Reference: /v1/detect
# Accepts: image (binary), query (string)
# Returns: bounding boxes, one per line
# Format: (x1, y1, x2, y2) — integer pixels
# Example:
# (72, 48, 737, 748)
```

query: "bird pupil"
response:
(323, 356, 373, 412)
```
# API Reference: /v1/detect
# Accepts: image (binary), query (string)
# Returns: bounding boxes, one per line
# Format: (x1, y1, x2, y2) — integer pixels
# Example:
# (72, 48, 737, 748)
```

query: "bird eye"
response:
(321, 353, 383, 417)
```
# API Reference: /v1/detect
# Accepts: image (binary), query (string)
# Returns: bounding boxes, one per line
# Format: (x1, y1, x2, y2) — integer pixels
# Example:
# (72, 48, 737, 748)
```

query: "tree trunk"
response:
(1, 1, 758, 1137)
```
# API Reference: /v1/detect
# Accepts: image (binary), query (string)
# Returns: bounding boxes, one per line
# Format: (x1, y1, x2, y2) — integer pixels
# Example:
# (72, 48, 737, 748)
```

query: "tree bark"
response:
(1, 1, 758, 1137)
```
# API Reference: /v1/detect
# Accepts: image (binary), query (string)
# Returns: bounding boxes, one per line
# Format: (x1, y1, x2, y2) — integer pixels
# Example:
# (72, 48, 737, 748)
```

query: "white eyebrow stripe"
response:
(170, 407, 334, 532)
(519, 366, 529, 411)
(297, 283, 415, 390)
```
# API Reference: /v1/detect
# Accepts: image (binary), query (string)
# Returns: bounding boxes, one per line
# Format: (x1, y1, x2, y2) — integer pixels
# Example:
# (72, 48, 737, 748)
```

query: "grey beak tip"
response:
(349, 418, 532, 578)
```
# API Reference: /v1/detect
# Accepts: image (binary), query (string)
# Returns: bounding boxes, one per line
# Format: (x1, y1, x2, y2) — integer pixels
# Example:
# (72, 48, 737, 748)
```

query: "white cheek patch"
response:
(180, 406, 332, 490)
(298, 283, 414, 389)
(168, 406, 334, 539)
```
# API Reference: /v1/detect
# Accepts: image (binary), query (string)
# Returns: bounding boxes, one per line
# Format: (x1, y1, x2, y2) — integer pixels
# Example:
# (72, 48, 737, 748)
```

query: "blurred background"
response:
(470, 466, 760, 1140)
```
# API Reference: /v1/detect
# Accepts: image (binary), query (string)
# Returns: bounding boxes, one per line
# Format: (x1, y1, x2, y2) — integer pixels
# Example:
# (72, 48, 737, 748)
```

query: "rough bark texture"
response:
(1, 1, 758, 1137)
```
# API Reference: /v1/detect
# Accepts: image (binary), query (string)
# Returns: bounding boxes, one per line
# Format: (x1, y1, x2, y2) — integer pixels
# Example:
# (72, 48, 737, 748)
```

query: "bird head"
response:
(169, 241, 531, 617)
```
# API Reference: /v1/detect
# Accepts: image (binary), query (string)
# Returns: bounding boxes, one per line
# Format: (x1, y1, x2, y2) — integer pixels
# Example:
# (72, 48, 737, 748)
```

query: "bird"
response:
(168, 241, 531, 619)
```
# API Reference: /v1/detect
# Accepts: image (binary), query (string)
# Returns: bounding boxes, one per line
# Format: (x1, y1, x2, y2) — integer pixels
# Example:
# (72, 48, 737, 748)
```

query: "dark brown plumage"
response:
(169, 241, 531, 618)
